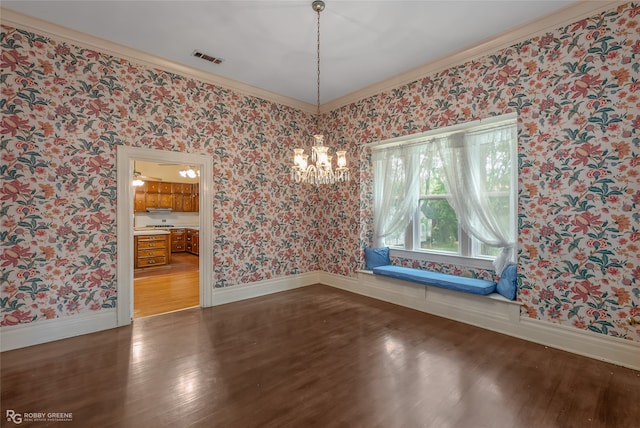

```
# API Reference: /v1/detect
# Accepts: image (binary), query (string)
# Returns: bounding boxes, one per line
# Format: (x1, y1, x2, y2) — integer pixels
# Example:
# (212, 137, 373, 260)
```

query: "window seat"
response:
(371, 265, 496, 296)
(353, 266, 521, 346)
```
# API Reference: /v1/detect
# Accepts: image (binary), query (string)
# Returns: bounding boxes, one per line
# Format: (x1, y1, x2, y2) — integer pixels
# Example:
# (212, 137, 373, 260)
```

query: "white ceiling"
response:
(135, 160, 200, 183)
(4, 0, 582, 105)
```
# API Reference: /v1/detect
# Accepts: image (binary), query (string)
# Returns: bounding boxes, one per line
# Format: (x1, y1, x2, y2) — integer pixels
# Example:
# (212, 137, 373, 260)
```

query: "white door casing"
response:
(116, 146, 214, 326)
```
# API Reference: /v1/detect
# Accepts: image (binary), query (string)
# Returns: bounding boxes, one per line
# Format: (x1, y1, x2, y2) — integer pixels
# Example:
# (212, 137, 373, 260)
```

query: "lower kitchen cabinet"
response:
(134, 234, 171, 268)
(170, 228, 186, 253)
(186, 228, 199, 256)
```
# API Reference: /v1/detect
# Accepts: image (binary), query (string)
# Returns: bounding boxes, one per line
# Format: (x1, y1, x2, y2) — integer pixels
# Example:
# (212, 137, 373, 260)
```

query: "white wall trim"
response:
(0, 310, 116, 352)
(3, 270, 638, 371)
(515, 317, 640, 371)
(116, 146, 214, 326)
(320, 271, 640, 371)
(1, 2, 621, 116)
(0, 272, 318, 351)
(212, 271, 321, 306)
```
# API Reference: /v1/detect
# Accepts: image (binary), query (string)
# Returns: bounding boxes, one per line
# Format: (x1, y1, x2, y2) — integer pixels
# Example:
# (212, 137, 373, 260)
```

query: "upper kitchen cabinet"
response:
(145, 187, 159, 208)
(134, 185, 146, 213)
(171, 183, 185, 194)
(159, 193, 173, 209)
(171, 185, 185, 212)
(134, 181, 199, 212)
(172, 183, 194, 212)
(182, 191, 194, 212)
(192, 183, 199, 213)
(159, 182, 172, 208)
(146, 181, 159, 193)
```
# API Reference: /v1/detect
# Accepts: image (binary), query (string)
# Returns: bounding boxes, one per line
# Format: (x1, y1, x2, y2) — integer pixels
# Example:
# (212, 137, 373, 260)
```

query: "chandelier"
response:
(291, 0, 350, 185)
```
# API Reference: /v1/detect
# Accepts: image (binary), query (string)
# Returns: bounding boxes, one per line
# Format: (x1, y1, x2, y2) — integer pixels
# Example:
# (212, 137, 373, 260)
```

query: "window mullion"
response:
(460, 224, 471, 256)
(406, 204, 418, 250)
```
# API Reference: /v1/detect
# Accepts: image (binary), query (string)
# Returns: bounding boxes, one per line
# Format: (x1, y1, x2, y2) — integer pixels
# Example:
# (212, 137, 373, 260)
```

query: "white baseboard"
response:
(319, 271, 640, 371)
(0, 272, 320, 352)
(0, 309, 117, 352)
(212, 271, 321, 306)
(515, 318, 640, 371)
(4, 271, 638, 372)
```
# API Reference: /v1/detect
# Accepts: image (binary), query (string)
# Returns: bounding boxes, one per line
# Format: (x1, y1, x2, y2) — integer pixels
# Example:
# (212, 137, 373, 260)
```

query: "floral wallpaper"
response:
(2, 2, 639, 345)
(0, 24, 318, 326)
(325, 2, 639, 342)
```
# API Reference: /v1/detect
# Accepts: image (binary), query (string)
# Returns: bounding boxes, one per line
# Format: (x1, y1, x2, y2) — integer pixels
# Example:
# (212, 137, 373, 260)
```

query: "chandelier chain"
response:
(316, 6, 321, 132)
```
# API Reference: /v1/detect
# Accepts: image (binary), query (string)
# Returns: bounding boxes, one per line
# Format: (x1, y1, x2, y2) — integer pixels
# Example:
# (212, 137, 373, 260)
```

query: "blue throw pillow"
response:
(365, 247, 390, 270)
(496, 263, 518, 300)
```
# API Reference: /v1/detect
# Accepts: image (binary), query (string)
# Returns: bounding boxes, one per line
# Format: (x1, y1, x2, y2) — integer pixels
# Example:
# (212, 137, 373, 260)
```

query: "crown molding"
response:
(0, 7, 317, 114)
(1, 2, 623, 116)
(321, 0, 623, 113)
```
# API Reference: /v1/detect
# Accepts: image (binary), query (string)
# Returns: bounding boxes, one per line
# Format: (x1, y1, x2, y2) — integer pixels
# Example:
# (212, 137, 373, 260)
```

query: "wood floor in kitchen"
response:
(134, 252, 199, 318)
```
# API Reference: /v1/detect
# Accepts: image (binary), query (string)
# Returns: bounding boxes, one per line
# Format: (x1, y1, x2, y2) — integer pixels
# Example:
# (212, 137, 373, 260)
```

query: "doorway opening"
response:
(116, 146, 213, 327)
(132, 160, 201, 318)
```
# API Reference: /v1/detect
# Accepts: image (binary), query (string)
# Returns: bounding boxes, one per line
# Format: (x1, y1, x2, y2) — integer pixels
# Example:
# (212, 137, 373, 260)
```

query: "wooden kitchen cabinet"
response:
(171, 183, 188, 211)
(171, 184, 182, 211)
(170, 228, 186, 253)
(192, 231, 199, 255)
(182, 192, 193, 212)
(171, 183, 185, 194)
(132, 180, 199, 213)
(186, 228, 199, 255)
(159, 182, 172, 193)
(134, 191, 146, 212)
(172, 193, 184, 212)
(192, 183, 200, 213)
(134, 234, 171, 268)
(158, 181, 172, 208)
(159, 193, 172, 208)
(145, 192, 159, 208)
(146, 181, 159, 193)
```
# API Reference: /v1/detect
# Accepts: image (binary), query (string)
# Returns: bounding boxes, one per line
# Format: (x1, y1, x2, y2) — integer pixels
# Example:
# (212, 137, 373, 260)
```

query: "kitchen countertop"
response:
(133, 230, 170, 236)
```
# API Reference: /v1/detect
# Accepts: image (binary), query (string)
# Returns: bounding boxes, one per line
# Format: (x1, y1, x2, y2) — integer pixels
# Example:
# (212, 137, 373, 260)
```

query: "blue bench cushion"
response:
(372, 265, 496, 296)
(496, 263, 518, 300)
(364, 247, 391, 270)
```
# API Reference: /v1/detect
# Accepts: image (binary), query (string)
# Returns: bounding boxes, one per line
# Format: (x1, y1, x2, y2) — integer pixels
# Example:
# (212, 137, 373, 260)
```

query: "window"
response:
(416, 151, 459, 253)
(371, 114, 517, 271)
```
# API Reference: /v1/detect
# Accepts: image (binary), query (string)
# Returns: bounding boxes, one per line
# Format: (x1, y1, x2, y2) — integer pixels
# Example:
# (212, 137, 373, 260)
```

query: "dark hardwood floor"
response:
(1, 285, 638, 427)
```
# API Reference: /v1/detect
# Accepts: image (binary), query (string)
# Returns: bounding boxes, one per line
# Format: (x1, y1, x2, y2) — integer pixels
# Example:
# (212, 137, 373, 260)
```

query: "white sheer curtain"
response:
(372, 145, 420, 247)
(437, 124, 516, 274)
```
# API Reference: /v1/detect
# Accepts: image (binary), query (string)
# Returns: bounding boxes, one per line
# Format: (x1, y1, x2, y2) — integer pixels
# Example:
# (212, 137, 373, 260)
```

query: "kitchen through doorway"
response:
(132, 160, 201, 318)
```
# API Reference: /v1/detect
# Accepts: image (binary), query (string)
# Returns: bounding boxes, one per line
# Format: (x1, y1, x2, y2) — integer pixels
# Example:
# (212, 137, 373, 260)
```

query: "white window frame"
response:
(369, 113, 517, 270)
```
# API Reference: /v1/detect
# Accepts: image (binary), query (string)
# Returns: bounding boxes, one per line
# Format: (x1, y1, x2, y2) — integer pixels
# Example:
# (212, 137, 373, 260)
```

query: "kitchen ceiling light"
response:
(291, 0, 349, 185)
(132, 161, 144, 187)
(179, 166, 199, 179)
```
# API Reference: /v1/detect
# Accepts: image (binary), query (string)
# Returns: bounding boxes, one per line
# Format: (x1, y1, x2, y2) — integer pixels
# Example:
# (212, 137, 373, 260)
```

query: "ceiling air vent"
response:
(192, 50, 224, 64)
